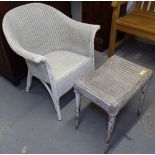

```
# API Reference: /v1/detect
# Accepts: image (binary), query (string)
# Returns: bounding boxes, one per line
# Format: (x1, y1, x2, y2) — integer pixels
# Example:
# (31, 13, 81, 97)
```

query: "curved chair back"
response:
(3, 3, 74, 55)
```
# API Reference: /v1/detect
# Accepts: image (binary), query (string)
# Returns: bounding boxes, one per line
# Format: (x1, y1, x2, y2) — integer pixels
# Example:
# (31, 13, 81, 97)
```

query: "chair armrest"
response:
(2, 18, 46, 64)
(63, 17, 100, 58)
(111, 1, 128, 23)
(12, 43, 46, 63)
(5, 39, 46, 63)
(112, 1, 128, 8)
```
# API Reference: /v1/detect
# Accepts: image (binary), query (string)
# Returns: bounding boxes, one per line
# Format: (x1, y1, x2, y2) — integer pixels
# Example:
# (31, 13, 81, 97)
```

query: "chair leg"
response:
(56, 102, 62, 121)
(75, 92, 81, 129)
(104, 114, 116, 153)
(41, 80, 62, 121)
(52, 98, 62, 121)
(26, 71, 32, 92)
(108, 28, 117, 57)
(41, 80, 61, 121)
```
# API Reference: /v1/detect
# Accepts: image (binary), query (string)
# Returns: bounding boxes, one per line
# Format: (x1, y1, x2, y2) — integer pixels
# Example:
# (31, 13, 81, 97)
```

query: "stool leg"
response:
(137, 74, 152, 115)
(104, 114, 116, 153)
(75, 92, 81, 129)
(137, 86, 146, 115)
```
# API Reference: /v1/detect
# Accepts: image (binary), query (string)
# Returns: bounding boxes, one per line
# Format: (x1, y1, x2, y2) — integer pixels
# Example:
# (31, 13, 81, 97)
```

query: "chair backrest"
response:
(135, 1, 155, 12)
(3, 3, 72, 56)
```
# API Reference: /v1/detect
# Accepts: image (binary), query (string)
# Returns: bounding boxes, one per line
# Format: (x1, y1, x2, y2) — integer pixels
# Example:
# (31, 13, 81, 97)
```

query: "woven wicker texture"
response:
(75, 55, 153, 113)
(3, 3, 100, 61)
(2, 3, 100, 120)
(74, 55, 153, 153)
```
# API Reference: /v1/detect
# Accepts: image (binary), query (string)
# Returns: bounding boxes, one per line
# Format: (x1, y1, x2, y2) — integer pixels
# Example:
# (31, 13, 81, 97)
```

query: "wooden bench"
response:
(109, 1, 155, 57)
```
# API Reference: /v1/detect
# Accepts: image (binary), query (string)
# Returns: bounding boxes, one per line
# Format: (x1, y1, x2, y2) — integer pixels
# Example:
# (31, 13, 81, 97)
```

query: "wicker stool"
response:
(74, 55, 153, 153)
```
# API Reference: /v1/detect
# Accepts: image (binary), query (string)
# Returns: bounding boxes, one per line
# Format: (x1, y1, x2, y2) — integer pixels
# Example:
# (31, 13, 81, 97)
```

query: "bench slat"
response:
(135, 2, 142, 9)
(150, 1, 155, 12)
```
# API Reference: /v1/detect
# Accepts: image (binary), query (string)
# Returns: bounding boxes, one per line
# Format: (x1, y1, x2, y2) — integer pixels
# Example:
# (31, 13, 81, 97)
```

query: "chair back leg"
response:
(109, 4, 120, 57)
(109, 28, 117, 57)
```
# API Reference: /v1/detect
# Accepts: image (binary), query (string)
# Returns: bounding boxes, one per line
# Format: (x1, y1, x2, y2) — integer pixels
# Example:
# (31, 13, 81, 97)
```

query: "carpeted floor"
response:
(0, 40, 155, 153)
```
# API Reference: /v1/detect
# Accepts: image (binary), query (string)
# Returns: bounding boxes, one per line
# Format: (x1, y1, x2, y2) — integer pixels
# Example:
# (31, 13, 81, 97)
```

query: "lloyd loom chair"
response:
(3, 3, 100, 120)
(109, 1, 155, 57)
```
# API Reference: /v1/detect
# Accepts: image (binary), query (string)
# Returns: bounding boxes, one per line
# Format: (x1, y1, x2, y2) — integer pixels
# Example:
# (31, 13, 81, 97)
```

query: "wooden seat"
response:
(118, 13, 155, 34)
(109, 1, 155, 57)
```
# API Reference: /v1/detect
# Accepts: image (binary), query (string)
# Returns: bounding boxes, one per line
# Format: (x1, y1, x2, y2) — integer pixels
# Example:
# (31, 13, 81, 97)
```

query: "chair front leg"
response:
(41, 81, 62, 121)
(54, 99, 62, 121)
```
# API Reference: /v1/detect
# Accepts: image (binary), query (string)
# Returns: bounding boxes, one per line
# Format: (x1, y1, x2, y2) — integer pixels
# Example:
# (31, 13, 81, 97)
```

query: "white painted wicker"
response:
(2, 3, 100, 120)
(74, 55, 153, 153)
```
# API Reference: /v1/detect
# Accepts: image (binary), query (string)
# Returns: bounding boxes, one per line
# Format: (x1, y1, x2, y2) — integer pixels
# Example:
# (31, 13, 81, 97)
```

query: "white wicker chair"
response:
(2, 3, 100, 120)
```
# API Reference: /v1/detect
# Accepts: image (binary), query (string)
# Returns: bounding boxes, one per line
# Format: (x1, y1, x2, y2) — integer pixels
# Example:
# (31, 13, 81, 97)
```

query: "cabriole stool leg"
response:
(137, 86, 146, 115)
(104, 114, 116, 153)
(75, 92, 81, 129)
(137, 75, 152, 115)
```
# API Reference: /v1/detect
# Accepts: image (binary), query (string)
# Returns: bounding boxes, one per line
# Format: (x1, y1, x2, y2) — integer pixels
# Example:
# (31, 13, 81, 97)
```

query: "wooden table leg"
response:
(75, 92, 81, 129)
(104, 114, 116, 153)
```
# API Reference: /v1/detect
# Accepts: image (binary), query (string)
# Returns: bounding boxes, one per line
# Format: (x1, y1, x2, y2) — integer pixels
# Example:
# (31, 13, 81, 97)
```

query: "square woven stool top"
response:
(74, 55, 153, 114)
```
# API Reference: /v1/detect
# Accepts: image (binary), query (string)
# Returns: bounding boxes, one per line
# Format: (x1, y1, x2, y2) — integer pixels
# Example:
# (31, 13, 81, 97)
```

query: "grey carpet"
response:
(0, 40, 155, 153)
